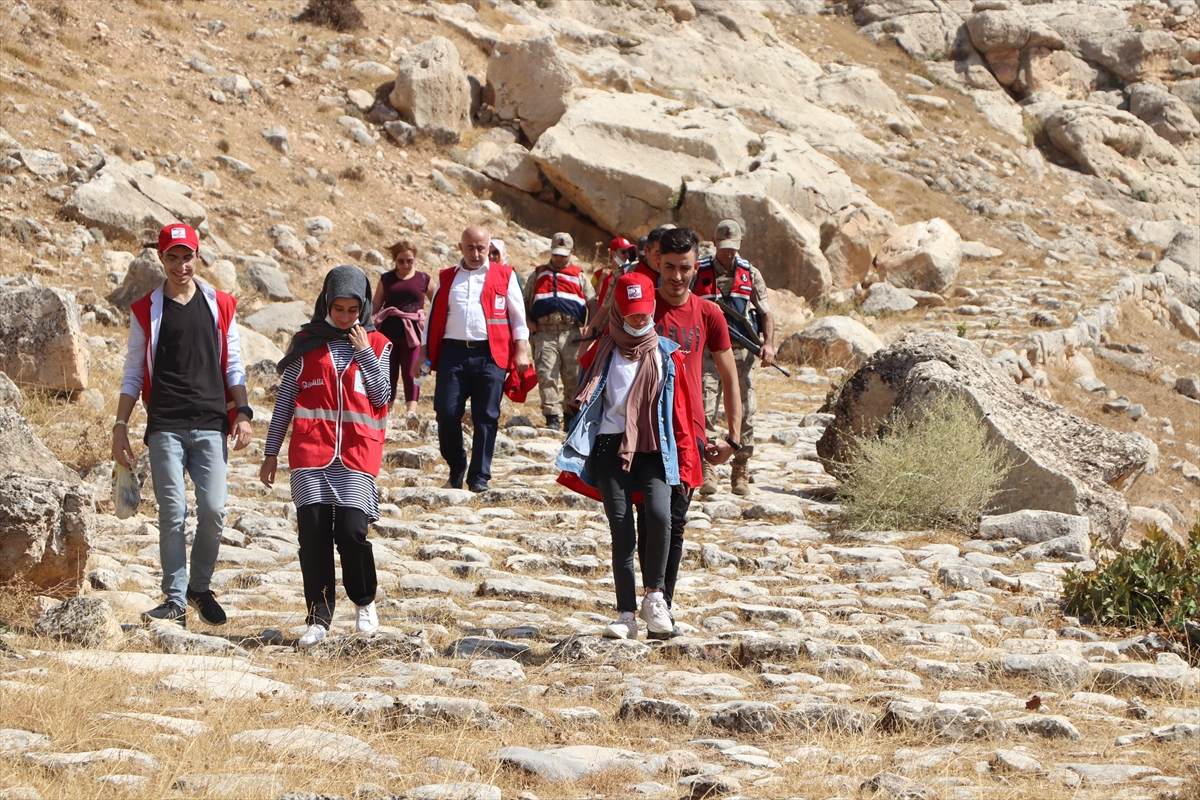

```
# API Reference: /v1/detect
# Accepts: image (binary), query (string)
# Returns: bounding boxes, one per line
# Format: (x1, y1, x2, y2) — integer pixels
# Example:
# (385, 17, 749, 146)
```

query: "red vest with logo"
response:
(288, 332, 390, 476)
(530, 264, 587, 324)
(130, 285, 239, 427)
(694, 257, 754, 303)
(427, 262, 514, 371)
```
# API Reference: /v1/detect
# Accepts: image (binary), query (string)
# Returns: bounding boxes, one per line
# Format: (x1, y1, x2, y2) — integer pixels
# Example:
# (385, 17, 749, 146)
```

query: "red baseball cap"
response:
(609, 237, 634, 252)
(158, 223, 199, 252)
(615, 272, 655, 317)
(504, 364, 539, 403)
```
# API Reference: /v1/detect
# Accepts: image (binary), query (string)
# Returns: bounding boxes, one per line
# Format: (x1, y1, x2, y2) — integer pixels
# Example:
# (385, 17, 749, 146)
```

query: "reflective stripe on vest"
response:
(293, 407, 388, 430)
(530, 265, 587, 323)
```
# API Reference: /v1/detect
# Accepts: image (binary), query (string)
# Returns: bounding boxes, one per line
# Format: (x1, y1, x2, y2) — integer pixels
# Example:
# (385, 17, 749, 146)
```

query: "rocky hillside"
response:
(1, 0, 1199, 799)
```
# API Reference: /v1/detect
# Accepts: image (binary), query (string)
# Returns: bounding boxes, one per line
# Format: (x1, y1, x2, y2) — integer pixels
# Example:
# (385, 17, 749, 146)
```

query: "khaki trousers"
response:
(702, 346, 756, 459)
(532, 327, 581, 418)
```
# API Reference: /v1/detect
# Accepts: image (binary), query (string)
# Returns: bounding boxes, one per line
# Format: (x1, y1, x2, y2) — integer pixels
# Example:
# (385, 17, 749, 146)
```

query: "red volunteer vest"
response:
(130, 285, 239, 427)
(288, 331, 390, 476)
(694, 259, 754, 302)
(529, 264, 587, 324)
(427, 261, 514, 371)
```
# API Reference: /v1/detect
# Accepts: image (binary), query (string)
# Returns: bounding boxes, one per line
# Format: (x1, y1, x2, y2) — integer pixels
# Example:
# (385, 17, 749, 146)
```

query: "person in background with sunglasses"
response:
(372, 241, 435, 431)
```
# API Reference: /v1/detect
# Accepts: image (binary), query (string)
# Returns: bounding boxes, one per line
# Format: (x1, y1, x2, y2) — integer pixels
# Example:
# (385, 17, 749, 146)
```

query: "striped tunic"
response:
(265, 339, 392, 521)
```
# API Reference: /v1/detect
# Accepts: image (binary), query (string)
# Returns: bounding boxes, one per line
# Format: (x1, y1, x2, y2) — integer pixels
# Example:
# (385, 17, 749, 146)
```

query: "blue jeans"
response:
(147, 430, 227, 608)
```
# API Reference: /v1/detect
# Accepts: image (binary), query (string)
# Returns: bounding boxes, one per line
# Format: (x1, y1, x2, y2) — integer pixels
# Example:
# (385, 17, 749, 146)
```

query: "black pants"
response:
(434, 341, 506, 485)
(591, 434, 671, 614)
(638, 486, 692, 609)
(296, 504, 377, 629)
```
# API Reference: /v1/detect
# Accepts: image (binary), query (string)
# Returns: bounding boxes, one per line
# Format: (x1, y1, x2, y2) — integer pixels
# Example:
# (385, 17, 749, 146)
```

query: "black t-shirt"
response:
(146, 289, 228, 436)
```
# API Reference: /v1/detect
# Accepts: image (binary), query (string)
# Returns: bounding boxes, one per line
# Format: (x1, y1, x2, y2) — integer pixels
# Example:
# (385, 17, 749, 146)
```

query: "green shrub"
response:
(295, 0, 364, 31)
(835, 393, 1013, 532)
(1063, 523, 1200, 630)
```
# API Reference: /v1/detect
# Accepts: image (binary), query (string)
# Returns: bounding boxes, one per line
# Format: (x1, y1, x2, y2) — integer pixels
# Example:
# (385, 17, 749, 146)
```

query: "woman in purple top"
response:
(372, 240, 435, 429)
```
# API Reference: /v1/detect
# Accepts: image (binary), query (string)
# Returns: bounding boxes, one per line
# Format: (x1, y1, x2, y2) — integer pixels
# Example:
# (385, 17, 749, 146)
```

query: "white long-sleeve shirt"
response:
(422, 261, 529, 344)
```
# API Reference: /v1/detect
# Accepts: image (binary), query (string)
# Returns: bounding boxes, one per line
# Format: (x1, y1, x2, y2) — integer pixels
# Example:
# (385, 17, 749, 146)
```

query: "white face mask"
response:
(623, 320, 655, 338)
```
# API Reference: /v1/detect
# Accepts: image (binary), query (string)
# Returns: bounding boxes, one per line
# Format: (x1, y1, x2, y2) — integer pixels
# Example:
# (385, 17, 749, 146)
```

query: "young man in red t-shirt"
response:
(640, 226, 743, 638)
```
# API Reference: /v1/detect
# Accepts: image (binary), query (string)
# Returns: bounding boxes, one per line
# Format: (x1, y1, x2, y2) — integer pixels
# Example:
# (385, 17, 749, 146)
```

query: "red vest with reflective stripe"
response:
(694, 258, 754, 302)
(288, 331, 390, 476)
(427, 262, 513, 371)
(529, 264, 587, 324)
(130, 285, 239, 427)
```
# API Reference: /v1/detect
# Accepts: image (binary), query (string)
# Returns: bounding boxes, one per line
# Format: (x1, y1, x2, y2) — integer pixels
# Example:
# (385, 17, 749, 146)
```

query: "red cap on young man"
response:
(157, 223, 199, 252)
(614, 272, 655, 317)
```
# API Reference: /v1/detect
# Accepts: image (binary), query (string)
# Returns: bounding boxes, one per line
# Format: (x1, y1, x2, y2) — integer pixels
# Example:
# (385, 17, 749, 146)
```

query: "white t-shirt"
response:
(598, 350, 641, 435)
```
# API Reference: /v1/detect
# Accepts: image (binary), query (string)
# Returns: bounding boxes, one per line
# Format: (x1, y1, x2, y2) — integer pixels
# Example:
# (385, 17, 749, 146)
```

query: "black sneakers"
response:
(142, 601, 186, 628)
(186, 588, 227, 626)
(443, 468, 464, 490)
(545, 415, 562, 431)
(468, 479, 489, 494)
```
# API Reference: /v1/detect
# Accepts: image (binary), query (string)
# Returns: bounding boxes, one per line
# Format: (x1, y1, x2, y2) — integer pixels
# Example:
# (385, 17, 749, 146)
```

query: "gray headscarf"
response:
(276, 265, 375, 374)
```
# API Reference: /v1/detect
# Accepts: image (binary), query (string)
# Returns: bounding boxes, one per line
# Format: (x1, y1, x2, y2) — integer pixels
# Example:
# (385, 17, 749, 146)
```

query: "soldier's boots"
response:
(699, 459, 718, 496)
(544, 414, 562, 431)
(730, 457, 750, 496)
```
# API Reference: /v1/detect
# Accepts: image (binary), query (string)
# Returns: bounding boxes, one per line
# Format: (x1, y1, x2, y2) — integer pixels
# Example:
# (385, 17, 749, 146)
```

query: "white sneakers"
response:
(638, 593, 674, 636)
(356, 601, 379, 634)
(602, 614, 638, 640)
(298, 624, 327, 647)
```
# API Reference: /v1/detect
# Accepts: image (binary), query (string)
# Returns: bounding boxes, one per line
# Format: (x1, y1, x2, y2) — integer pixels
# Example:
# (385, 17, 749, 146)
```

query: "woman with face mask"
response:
(555, 272, 700, 640)
(260, 265, 392, 647)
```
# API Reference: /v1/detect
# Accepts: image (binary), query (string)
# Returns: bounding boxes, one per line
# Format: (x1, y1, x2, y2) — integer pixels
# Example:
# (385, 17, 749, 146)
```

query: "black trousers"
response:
(434, 341, 506, 485)
(591, 434, 672, 614)
(296, 503, 377, 629)
(638, 486, 692, 609)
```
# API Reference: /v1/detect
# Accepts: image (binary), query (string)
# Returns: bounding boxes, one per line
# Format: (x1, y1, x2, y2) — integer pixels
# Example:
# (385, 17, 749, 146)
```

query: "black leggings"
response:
(296, 504, 377, 629)
(638, 485, 692, 609)
(590, 434, 671, 614)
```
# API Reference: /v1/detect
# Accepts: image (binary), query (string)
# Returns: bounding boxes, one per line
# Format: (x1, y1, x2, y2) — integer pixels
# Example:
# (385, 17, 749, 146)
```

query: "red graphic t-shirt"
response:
(653, 291, 731, 446)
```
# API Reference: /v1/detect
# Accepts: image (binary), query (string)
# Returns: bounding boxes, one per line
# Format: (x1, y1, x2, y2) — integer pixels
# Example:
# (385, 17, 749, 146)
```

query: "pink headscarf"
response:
(489, 238, 507, 264)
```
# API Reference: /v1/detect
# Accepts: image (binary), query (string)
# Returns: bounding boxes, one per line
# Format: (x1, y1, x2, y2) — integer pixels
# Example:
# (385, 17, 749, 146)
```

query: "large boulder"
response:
(61, 157, 185, 244)
(966, 10, 1031, 55)
(1016, 48, 1098, 101)
(812, 68, 921, 127)
(776, 316, 883, 371)
(817, 333, 1152, 543)
(823, 205, 897, 290)
(106, 248, 163, 311)
(388, 36, 472, 144)
(1171, 78, 1200, 117)
(237, 327, 284, 365)
(1127, 82, 1200, 147)
(1080, 30, 1179, 84)
(0, 473, 94, 597)
(0, 407, 80, 484)
(242, 301, 311, 339)
(874, 218, 962, 294)
(0, 286, 88, 392)
(486, 26, 580, 144)
(34, 597, 121, 647)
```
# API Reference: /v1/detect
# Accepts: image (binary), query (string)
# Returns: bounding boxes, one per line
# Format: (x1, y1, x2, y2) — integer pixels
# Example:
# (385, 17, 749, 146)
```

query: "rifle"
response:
(571, 331, 601, 344)
(712, 299, 790, 376)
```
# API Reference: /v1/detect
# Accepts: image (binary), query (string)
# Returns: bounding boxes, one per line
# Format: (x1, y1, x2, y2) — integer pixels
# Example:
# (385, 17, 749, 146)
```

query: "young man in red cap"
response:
(112, 223, 254, 628)
(555, 271, 700, 640)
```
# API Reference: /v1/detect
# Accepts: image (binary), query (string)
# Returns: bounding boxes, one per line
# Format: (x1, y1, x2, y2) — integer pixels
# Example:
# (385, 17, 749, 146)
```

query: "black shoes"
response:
(142, 601, 186, 628)
(443, 469, 464, 490)
(468, 480, 489, 493)
(544, 415, 561, 431)
(186, 588, 227, 626)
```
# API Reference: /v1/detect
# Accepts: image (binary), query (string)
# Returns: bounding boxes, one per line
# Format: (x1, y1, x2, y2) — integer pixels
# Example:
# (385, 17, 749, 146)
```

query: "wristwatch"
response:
(236, 406, 254, 421)
(725, 435, 742, 453)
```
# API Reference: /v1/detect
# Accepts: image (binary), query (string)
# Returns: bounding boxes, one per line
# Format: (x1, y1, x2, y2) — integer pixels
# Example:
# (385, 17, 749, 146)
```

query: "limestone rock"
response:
(261, 125, 290, 155)
(34, 597, 120, 647)
(875, 218, 962, 293)
(0, 287, 88, 392)
(487, 27, 580, 144)
(817, 333, 1151, 542)
(238, 264, 293, 301)
(618, 697, 700, 727)
(860, 772, 939, 800)
(993, 653, 1092, 692)
(0, 372, 23, 409)
(1080, 30, 1179, 83)
(0, 473, 92, 595)
(966, 10, 1030, 55)
(1016, 48, 1098, 101)
(242, 301, 311, 338)
(1127, 81, 1200, 146)
(978, 509, 1089, 543)
(13, 149, 67, 181)
(813, 68, 922, 127)
(61, 158, 181, 244)
(388, 36, 472, 143)
(490, 745, 665, 782)
(776, 316, 883, 370)
(1171, 78, 1200, 117)
(0, 408, 81, 484)
(823, 205, 897, 290)
(237, 327, 284, 366)
(107, 249, 164, 311)
(861, 281, 917, 315)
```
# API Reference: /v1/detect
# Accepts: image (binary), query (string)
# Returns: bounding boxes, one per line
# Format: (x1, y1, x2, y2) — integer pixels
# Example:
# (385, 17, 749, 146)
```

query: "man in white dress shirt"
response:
(423, 226, 532, 492)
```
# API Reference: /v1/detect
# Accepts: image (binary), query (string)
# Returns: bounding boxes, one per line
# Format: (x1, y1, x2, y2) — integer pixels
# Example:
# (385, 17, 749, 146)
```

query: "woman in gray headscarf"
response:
(260, 265, 392, 647)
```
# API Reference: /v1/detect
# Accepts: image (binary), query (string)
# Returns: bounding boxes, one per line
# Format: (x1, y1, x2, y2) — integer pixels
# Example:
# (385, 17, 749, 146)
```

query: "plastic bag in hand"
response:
(112, 462, 141, 520)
